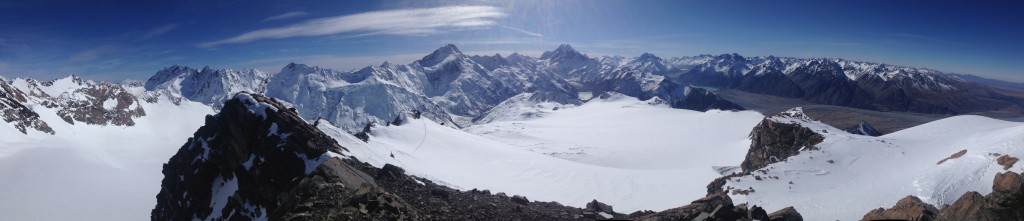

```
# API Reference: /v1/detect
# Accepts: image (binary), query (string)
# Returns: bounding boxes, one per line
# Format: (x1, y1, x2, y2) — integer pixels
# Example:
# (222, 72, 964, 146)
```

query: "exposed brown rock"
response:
(741, 109, 825, 172)
(997, 155, 1019, 170)
(936, 191, 990, 221)
(862, 195, 938, 221)
(867, 172, 1024, 221)
(937, 149, 967, 165)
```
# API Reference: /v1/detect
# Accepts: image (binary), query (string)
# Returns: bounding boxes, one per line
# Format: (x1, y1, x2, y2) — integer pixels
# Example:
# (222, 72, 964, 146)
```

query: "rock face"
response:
(741, 108, 826, 172)
(864, 171, 1024, 221)
(53, 82, 146, 126)
(152, 92, 351, 220)
(1, 75, 148, 133)
(0, 79, 53, 134)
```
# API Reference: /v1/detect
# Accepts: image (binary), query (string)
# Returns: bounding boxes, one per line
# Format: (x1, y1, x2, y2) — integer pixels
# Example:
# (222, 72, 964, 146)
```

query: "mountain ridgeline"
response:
(143, 44, 748, 132)
(142, 44, 1024, 133)
(4, 43, 1023, 135)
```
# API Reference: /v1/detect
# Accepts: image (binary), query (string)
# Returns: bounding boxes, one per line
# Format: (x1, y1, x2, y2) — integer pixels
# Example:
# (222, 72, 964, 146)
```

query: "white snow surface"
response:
(322, 94, 765, 212)
(0, 90, 214, 221)
(725, 114, 1024, 221)
(473, 92, 579, 124)
(205, 174, 239, 221)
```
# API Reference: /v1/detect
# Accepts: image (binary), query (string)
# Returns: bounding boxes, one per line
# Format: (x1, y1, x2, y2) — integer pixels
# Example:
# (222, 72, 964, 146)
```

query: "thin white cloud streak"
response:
(497, 25, 546, 38)
(199, 6, 506, 48)
(144, 24, 179, 38)
(262, 11, 309, 22)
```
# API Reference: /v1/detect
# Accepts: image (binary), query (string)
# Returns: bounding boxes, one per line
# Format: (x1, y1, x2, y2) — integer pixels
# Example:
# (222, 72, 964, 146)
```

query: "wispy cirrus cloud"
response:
(199, 6, 506, 48)
(262, 11, 309, 22)
(497, 25, 547, 38)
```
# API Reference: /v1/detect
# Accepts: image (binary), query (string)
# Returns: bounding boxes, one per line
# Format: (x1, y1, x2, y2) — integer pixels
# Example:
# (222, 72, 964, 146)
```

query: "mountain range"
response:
(5, 43, 1022, 135)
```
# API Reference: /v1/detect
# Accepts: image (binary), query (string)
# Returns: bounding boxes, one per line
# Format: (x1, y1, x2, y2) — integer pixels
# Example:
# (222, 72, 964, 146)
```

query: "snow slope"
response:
(322, 94, 764, 212)
(0, 93, 213, 221)
(725, 114, 1024, 220)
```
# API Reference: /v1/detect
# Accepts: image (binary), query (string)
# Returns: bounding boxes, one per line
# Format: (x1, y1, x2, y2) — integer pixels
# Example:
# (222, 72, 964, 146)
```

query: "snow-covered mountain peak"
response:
(146, 65, 196, 90)
(716, 53, 748, 62)
(418, 44, 466, 67)
(622, 52, 668, 73)
(540, 44, 589, 61)
(143, 64, 272, 108)
(637, 52, 661, 61)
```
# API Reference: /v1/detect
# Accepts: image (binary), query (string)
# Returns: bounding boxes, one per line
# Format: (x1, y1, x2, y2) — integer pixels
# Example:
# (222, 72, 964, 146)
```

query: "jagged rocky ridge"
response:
(0, 78, 53, 134)
(0, 75, 147, 134)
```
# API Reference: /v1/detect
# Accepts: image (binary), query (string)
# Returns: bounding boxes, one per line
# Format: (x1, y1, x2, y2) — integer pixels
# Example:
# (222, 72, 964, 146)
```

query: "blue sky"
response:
(1, 0, 1022, 82)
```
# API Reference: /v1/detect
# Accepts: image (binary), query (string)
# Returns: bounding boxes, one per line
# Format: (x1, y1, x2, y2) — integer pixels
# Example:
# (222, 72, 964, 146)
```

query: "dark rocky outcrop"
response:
(768, 206, 804, 221)
(740, 108, 825, 172)
(864, 171, 1024, 221)
(634, 192, 802, 221)
(152, 92, 355, 220)
(849, 121, 883, 136)
(347, 159, 631, 220)
(353, 122, 374, 142)
(0, 79, 54, 134)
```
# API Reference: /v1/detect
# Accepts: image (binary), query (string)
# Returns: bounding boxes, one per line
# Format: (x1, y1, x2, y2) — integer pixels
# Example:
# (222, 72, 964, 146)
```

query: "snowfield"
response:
(322, 93, 765, 212)
(0, 95, 213, 221)
(726, 114, 1024, 221)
